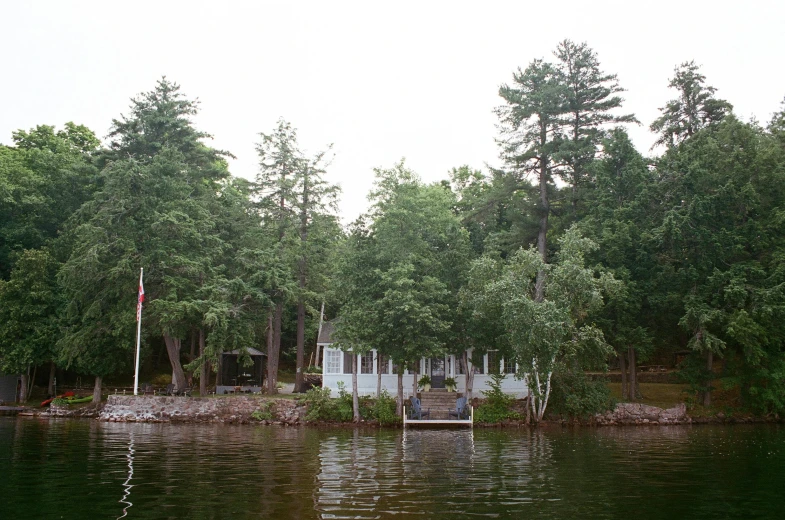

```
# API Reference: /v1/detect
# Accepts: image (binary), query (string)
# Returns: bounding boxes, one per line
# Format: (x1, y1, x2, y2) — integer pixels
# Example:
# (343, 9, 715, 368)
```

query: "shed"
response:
(0, 373, 20, 404)
(216, 348, 266, 395)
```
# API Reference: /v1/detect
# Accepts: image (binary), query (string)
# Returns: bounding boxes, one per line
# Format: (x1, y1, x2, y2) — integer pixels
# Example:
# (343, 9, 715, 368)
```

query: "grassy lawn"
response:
(607, 380, 743, 415)
(607, 382, 688, 409)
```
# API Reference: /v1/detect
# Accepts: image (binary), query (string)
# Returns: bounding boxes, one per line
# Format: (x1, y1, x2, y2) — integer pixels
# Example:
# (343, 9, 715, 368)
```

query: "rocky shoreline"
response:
(25, 396, 781, 426)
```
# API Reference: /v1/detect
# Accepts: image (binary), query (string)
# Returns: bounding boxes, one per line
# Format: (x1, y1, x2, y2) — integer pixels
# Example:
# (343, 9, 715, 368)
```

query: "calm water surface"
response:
(1, 417, 783, 519)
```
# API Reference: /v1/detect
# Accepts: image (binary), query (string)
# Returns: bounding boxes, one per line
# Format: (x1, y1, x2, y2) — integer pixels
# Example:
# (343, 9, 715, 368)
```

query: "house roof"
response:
(317, 320, 335, 344)
(223, 347, 266, 356)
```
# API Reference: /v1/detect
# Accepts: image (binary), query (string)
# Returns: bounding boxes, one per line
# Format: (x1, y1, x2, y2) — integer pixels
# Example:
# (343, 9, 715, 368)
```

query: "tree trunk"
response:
(27, 365, 36, 402)
(163, 334, 187, 391)
(265, 311, 275, 394)
(396, 368, 404, 416)
(627, 347, 637, 401)
(295, 298, 305, 393)
(352, 353, 360, 422)
(526, 386, 532, 426)
(376, 353, 382, 397)
(315, 302, 325, 367)
(266, 304, 283, 394)
(48, 361, 56, 396)
(463, 351, 474, 401)
(18, 373, 28, 403)
(412, 361, 418, 398)
(189, 329, 196, 361)
(199, 328, 207, 396)
(535, 122, 550, 303)
(619, 352, 628, 401)
(92, 375, 102, 404)
(295, 169, 310, 394)
(702, 351, 713, 407)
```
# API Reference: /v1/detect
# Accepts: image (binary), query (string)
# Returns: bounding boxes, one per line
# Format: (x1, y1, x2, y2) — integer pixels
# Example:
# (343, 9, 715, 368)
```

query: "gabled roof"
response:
(317, 320, 335, 344)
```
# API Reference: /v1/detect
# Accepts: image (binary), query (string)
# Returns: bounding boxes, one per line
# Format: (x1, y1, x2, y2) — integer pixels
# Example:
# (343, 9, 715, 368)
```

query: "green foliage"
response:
(443, 377, 457, 389)
(0, 249, 61, 374)
(368, 390, 400, 426)
(304, 365, 322, 374)
(675, 354, 715, 403)
(548, 370, 615, 419)
(299, 382, 357, 422)
(474, 374, 521, 423)
(650, 61, 732, 148)
(251, 402, 277, 421)
(417, 375, 431, 388)
(299, 387, 335, 421)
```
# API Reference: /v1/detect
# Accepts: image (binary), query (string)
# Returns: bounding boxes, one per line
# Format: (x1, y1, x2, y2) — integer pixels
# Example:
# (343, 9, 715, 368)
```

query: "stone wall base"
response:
(99, 395, 305, 424)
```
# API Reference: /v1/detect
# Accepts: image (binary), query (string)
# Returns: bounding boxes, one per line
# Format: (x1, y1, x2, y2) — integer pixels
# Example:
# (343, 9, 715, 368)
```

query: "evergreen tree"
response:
(0, 249, 61, 402)
(553, 40, 637, 215)
(60, 79, 231, 395)
(650, 61, 733, 148)
(496, 59, 565, 300)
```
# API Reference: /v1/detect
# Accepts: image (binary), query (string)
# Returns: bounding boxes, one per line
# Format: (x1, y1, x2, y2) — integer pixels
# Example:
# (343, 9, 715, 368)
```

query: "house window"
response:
(324, 350, 341, 374)
(343, 352, 354, 374)
(361, 352, 374, 374)
(455, 355, 466, 375)
(487, 351, 499, 375)
(502, 357, 516, 374)
(378, 354, 390, 374)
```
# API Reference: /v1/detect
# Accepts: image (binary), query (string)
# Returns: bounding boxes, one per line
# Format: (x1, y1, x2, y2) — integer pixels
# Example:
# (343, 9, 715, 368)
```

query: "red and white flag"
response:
(137, 271, 145, 322)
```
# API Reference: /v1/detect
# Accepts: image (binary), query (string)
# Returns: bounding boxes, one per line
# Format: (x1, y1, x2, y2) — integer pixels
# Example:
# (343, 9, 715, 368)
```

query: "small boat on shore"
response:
(41, 391, 75, 407)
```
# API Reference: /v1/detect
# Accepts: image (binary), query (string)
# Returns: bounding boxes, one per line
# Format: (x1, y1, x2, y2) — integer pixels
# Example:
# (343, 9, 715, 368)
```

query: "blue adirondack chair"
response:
(448, 396, 470, 420)
(408, 396, 431, 420)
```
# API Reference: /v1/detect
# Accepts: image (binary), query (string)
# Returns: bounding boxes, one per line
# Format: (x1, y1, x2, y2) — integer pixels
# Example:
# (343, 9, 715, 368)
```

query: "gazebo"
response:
(216, 348, 266, 395)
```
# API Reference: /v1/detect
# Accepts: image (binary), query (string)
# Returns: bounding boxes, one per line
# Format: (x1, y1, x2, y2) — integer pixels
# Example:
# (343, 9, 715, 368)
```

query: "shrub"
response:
(676, 354, 714, 405)
(333, 382, 355, 421)
(474, 374, 521, 423)
(298, 382, 360, 422)
(305, 365, 323, 374)
(548, 370, 615, 419)
(251, 402, 276, 421)
(299, 387, 338, 421)
(369, 390, 401, 426)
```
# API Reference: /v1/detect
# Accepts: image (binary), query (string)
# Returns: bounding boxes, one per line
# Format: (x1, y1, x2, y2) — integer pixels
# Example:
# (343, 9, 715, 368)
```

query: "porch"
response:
(321, 348, 528, 399)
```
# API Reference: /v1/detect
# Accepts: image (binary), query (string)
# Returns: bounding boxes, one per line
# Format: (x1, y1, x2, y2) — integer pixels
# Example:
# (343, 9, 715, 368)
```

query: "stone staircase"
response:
(418, 389, 463, 420)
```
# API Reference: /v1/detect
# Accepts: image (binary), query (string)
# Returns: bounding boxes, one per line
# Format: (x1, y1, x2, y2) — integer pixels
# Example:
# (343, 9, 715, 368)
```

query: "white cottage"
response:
(317, 321, 528, 399)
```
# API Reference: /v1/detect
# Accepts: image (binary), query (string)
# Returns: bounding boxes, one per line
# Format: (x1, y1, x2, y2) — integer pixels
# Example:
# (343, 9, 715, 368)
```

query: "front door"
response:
(431, 357, 445, 388)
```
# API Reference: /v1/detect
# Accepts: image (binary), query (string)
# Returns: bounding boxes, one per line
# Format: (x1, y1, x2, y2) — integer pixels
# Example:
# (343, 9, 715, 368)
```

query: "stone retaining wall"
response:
(99, 395, 305, 424)
(595, 402, 688, 425)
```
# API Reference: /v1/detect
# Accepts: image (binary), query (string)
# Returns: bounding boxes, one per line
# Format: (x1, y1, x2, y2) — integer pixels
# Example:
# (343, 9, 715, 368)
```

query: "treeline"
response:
(333, 41, 785, 421)
(2, 40, 784, 420)
(0, 79, 341, 402)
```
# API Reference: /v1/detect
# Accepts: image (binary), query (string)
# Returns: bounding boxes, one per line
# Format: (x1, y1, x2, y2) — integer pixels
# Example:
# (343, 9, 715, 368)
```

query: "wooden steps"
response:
(418, 389, 463, 420)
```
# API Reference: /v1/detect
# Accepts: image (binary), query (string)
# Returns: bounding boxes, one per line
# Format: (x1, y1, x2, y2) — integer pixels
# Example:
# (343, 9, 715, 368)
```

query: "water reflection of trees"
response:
(315, 428, 558, 517)
(3, 420, 784, 519)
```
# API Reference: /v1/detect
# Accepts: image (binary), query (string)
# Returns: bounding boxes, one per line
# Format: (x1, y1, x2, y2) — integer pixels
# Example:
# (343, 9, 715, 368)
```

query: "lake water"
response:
(1, 418, 783, 519)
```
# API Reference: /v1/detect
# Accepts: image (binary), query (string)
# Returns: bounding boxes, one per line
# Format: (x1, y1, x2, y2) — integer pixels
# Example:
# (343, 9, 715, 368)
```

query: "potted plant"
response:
(444, 377, 457, 392)
(418, 375, 432, 392)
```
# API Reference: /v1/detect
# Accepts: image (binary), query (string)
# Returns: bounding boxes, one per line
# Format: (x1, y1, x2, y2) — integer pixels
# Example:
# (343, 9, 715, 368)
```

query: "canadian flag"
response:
(137, 271, 145, 322)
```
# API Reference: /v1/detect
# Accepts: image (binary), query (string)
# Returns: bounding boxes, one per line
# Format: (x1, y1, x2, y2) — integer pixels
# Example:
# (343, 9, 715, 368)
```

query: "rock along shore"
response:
(96, 395, 306, 425)
(37, 396, 778, 427)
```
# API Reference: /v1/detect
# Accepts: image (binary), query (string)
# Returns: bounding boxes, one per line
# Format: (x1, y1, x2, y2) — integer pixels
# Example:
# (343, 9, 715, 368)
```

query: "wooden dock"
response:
(0, 406, 28, 415)
(403, 405, 473, 428)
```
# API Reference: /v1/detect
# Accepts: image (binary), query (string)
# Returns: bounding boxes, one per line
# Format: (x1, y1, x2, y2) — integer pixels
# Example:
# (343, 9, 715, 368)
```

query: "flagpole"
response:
(134, 268, 143, 396)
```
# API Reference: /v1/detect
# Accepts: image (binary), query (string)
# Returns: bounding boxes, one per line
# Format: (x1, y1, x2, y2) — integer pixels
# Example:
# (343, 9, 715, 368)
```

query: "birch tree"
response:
(471, 228, 617, 422)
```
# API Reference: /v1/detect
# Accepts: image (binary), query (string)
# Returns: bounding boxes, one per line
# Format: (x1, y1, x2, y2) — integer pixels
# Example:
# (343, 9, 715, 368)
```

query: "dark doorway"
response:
(431, 358, 445, 388)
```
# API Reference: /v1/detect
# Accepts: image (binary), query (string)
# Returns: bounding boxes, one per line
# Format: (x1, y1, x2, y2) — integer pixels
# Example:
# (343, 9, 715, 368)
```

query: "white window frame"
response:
(324, 350, 341, 374)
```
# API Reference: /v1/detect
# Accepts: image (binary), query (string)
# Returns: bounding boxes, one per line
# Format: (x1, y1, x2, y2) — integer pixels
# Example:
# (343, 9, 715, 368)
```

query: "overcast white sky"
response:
(2, 1, 784, 222)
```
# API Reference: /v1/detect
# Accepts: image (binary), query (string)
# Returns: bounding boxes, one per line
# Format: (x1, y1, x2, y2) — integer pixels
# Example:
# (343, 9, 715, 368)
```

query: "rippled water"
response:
(1, 418, 783, 519)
